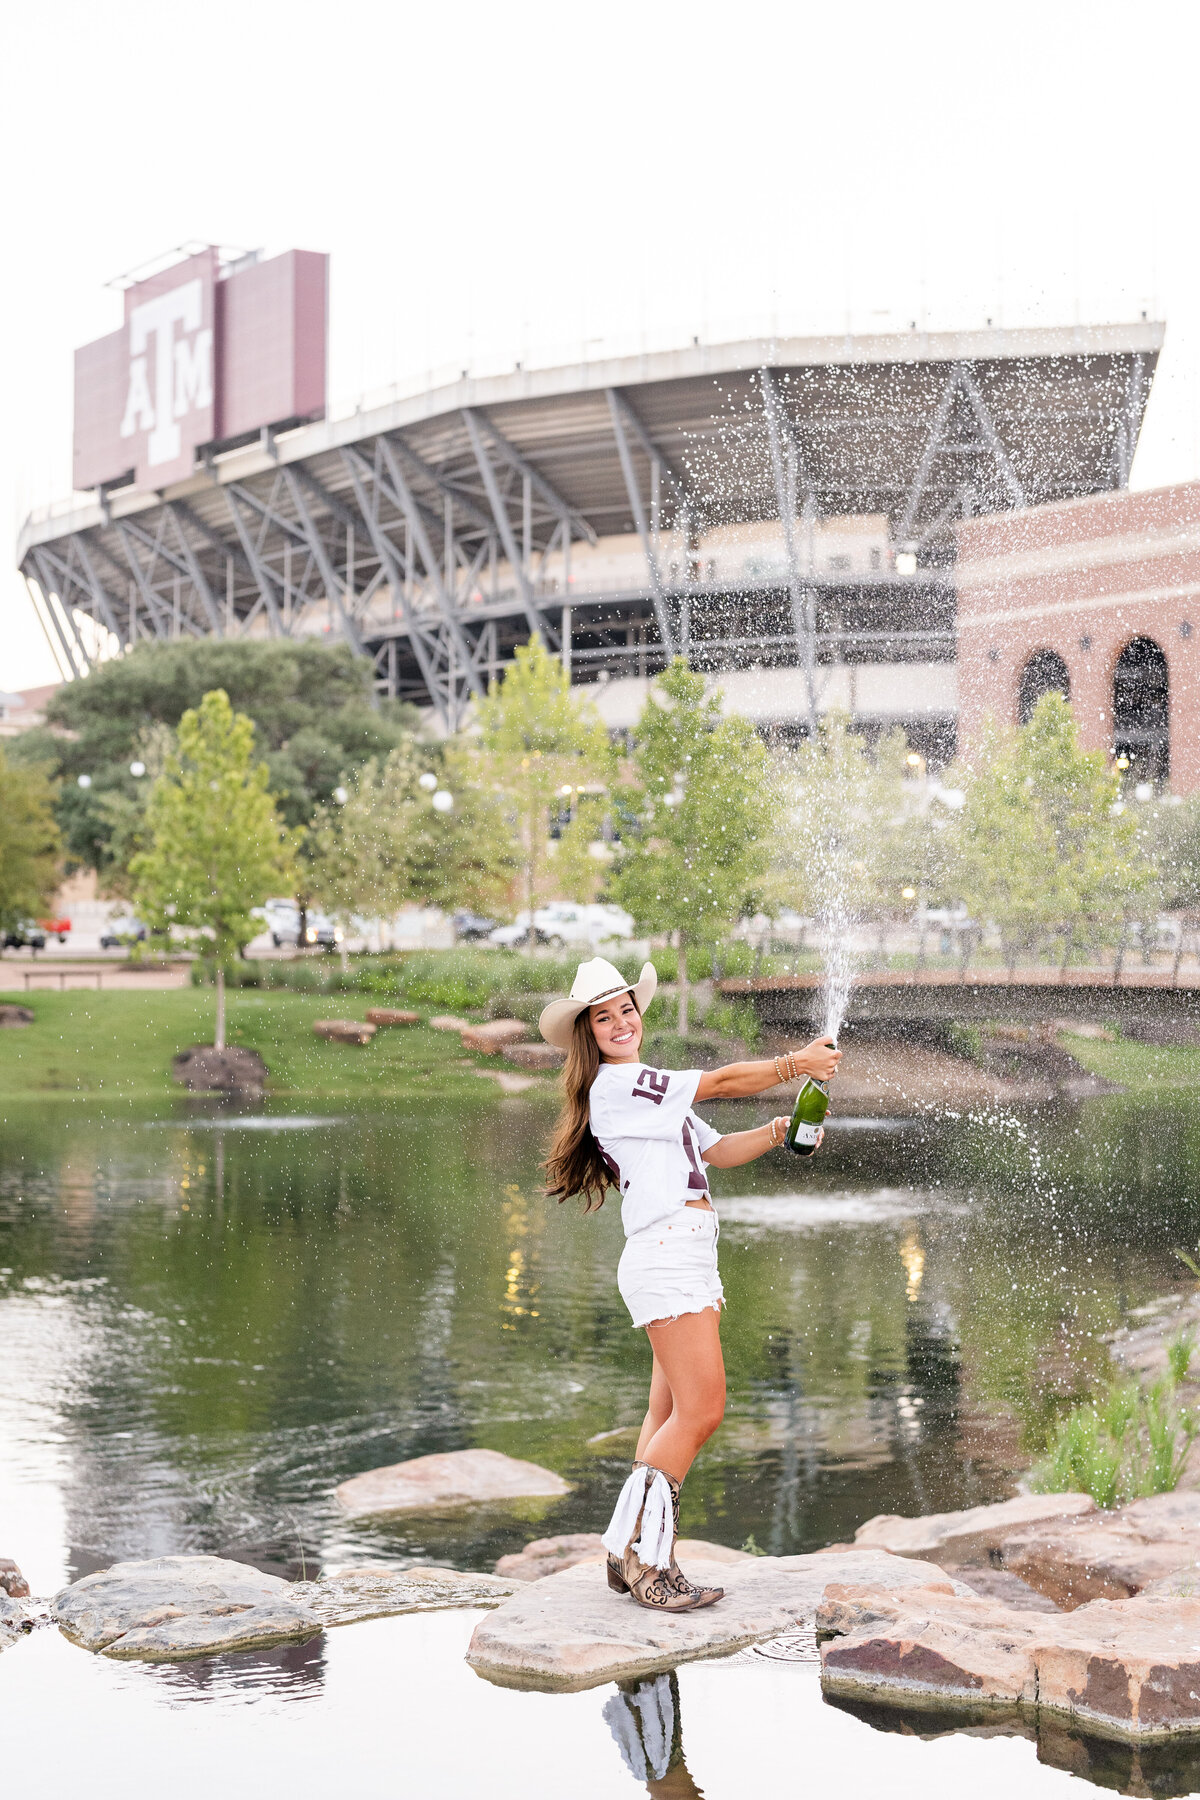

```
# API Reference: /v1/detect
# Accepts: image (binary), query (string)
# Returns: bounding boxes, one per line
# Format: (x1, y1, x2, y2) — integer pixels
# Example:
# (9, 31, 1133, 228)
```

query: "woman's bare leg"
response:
(637, 1308, 726, 1481)
(635, 1352, 673, 1462)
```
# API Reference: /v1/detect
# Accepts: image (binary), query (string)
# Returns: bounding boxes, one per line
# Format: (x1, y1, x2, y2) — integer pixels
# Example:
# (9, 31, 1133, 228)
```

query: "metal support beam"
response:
(280, 467, 364, 655)
(342, 447, 459, 730)
(466, 409, 596, 545)
(761, 370, 818, 734)
(163, 506, 223, 634)
(374, 438, 488, 694)
(115, 523, 170, 638)
(605, 389, 675, 657)
(26, 556, 86, 675)
(461, 409, 559, 649)
(32, 547, 94, 671)
(898, 363, 1024, 545)
(70, 533, 125, 643)
(607, 389, 690, 509)
(956, 366, 1025, 507)
(222, 490, 286, 635)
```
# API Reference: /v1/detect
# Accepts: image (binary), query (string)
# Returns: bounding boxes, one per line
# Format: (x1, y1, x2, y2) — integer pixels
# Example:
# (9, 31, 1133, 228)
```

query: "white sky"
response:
(3, 0, 1198, 689)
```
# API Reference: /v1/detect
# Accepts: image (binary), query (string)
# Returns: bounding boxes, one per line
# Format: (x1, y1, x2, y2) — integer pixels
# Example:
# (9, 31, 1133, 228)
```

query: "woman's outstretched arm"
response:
(701, 1117, 822, 1167)
(694, 1035, 840, 1101)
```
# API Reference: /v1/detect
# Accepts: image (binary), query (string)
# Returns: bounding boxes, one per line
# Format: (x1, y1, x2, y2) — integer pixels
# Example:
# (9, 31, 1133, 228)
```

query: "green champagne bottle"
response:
(784, 1075, 830, 1157)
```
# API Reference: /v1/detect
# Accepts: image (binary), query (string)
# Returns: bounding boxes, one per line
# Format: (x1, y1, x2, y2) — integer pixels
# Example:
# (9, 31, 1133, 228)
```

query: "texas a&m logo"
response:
(632, 1069, 670, 1106)
(120, 277, 214, 472)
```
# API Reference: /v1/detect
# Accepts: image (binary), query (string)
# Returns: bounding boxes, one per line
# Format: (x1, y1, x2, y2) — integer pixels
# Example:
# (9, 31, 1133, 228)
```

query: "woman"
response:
(541, 956, 840, 1614)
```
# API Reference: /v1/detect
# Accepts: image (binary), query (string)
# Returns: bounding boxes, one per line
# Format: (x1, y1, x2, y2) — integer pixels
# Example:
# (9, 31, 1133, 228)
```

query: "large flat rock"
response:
(466, 1547, 968, 1691)
(336, 1448, 570, 1517)
(854, 1492, 1095, 1564)
(52, 1555, 319, 1659)
(819, 1578, 1200, 1740)
(1000, 1491, 1200, 1608)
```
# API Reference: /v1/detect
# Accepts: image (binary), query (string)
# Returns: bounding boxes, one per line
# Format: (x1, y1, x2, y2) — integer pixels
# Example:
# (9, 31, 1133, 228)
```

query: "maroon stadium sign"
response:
(73, 247, 327, 494)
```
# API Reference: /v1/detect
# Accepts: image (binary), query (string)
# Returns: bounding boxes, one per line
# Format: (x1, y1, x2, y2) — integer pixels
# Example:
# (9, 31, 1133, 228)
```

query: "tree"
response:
(476, 638, 613, 951)
(131, 690, 295, 1049)
(952, 692, 1153, 975)
(611, 659, 772, 1034)
(308, 739, 517, 943)
(0, 750, 61, 933)
(11, 639, 414, 877)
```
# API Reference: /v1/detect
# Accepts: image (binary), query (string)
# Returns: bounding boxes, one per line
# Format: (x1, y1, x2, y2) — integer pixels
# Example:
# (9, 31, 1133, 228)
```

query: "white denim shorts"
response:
(617, 1208, 724, 1330)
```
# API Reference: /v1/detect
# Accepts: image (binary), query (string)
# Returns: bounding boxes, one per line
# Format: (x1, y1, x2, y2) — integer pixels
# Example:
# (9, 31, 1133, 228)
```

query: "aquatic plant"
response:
(1031, 1371, 1198, 1507)
(1167, 1328, 1197, 1385)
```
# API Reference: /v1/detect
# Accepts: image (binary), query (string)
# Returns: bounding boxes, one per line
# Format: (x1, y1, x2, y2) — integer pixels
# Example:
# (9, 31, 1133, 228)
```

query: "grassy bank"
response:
(0, 987, 561, 1106)
(1057, 1030, 1200, 1092)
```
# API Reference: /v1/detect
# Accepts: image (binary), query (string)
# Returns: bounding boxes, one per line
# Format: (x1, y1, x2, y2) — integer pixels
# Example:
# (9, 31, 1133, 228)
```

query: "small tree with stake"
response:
(613, 659, 772, 1035)
(132, 690, 295, 1050)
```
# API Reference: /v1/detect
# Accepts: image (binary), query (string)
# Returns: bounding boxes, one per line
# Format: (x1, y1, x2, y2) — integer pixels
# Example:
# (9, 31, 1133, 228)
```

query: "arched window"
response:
(1113, 637, 1169, 783)
(1017, 649, 1070, 725)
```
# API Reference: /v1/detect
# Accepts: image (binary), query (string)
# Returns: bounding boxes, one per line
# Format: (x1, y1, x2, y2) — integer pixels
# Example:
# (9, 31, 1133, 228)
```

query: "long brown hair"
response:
(543, 1002, 638, 1210)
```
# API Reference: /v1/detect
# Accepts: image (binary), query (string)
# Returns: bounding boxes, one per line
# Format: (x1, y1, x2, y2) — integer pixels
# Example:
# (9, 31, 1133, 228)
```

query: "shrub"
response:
(1030, 1373, 1198, 1507)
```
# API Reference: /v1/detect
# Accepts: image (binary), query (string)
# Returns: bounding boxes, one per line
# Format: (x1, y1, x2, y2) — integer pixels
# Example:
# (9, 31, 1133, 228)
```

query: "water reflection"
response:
(1, 1094, 1199, 1594)
(605, 1672, 703, 1797)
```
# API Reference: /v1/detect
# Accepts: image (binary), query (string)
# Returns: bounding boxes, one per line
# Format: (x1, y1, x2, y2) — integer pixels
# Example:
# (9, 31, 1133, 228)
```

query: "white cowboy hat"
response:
(538, 957, 657, 1051)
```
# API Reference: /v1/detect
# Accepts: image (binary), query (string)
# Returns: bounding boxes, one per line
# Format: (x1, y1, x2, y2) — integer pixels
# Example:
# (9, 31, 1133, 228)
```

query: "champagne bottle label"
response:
(790, 1121, 822, 1146)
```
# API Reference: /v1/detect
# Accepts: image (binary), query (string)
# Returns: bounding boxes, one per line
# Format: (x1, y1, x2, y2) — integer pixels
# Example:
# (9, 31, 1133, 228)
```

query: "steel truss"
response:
(21, 336, 1154, 727)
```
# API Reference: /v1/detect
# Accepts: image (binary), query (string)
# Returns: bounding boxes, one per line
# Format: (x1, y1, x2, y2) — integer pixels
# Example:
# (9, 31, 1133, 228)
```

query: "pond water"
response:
(4, 1091, 1200, 1796)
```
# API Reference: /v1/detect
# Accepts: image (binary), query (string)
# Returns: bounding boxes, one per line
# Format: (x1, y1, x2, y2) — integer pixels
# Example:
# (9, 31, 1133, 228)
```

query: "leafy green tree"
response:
(0, 749, 61, 933)
(308, 740, 517, 945)
(612, 659, 772, 1033)
(952, 693, 1154, 975)
(549, 794, 612, 905)
(477, 638, 613, 950)
(1148, 793, 1200, 978)
(12, 639, 414, 877)
(131, 690, 295, 1049)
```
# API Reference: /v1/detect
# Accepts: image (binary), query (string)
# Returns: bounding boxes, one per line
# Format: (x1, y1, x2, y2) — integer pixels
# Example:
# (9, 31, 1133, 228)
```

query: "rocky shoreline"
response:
(13, 1425, 1200, 1747)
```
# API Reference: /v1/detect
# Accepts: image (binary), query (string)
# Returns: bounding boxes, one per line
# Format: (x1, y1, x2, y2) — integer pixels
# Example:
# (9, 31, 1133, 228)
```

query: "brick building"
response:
(955, 481, 1200, 791)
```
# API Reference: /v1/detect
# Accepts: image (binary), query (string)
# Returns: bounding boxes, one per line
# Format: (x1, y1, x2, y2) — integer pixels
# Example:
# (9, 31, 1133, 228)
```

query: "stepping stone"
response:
(854, 1492, 1095, 1566)
(0, 1006, 34, 1028)
(505, 1042, 565, 1071)
(1000, 1490, 1200, 1608)
(818, 1577, 1200, 1740)
(0, 1591, 24, 1645)
(462, 1019, 529, 1055)
(474, 1070, 540, 1094)
(313, 1019, 376, 1045)
(429, 1015, 471, 1032)
(52, 1554, 319, 1660)
(293, 1566, 517, 1624)
(0, 1558, 29, 1599)
(365, 1008, 420, 1026)
(172, 1046, 267, 1095)
(335, 1448, 571, 1518)
(465, 1548, 969, 1691)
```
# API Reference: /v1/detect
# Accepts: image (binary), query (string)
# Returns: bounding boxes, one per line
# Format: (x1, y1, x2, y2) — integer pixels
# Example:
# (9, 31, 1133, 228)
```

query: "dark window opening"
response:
(1113, 636, 1169, 783)
(1017, 648, 1070, 724)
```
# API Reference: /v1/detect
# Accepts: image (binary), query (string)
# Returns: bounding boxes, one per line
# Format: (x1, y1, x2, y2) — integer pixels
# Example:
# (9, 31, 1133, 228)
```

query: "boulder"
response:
(0, 1557, 30, 1599)
(171, 1046, 267, 1096)
(462, 1019, 529, 1055)
(335, 1448, 571, 1518)
(312, 1019, 376, 1045)
(466, 1547, 970, 1691)
(504, 1042, 564, 1072)
(853, 1492, 1096, 1565)
(364, 1008, 420, 1026)
(493, 1534, 753, 1583)
(818, 1578, 1200, 1740)
(52, 1554, 319, 1660)
(429, 1015, 471, 1032)
(0, 1005, 34, 1028)
(1, 1591, 24, 1641)
(1000, 1491, 1200, 1608)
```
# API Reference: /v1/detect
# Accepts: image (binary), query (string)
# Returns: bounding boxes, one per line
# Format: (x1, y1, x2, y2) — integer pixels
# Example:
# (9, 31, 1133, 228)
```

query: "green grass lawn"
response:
(1058, 1030, 1200, 1091)
(0, 987, 557, 1106)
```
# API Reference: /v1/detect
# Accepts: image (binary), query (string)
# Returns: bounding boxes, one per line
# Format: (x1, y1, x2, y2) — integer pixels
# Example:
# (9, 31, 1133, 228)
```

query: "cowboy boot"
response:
(604, 1466, 722, 1612)
(661, 1470, 723, 1608)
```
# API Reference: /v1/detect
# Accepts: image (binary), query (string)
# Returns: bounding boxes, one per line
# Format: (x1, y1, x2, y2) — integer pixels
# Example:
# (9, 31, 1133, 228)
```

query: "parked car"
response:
(2, 920, 47, 951)
(37, 916, 71, 944)
(254, 898, 301, 947)
(452, 908, 498, 942)
(488, 902, 635, 950)
(99, 917, 147, 950)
